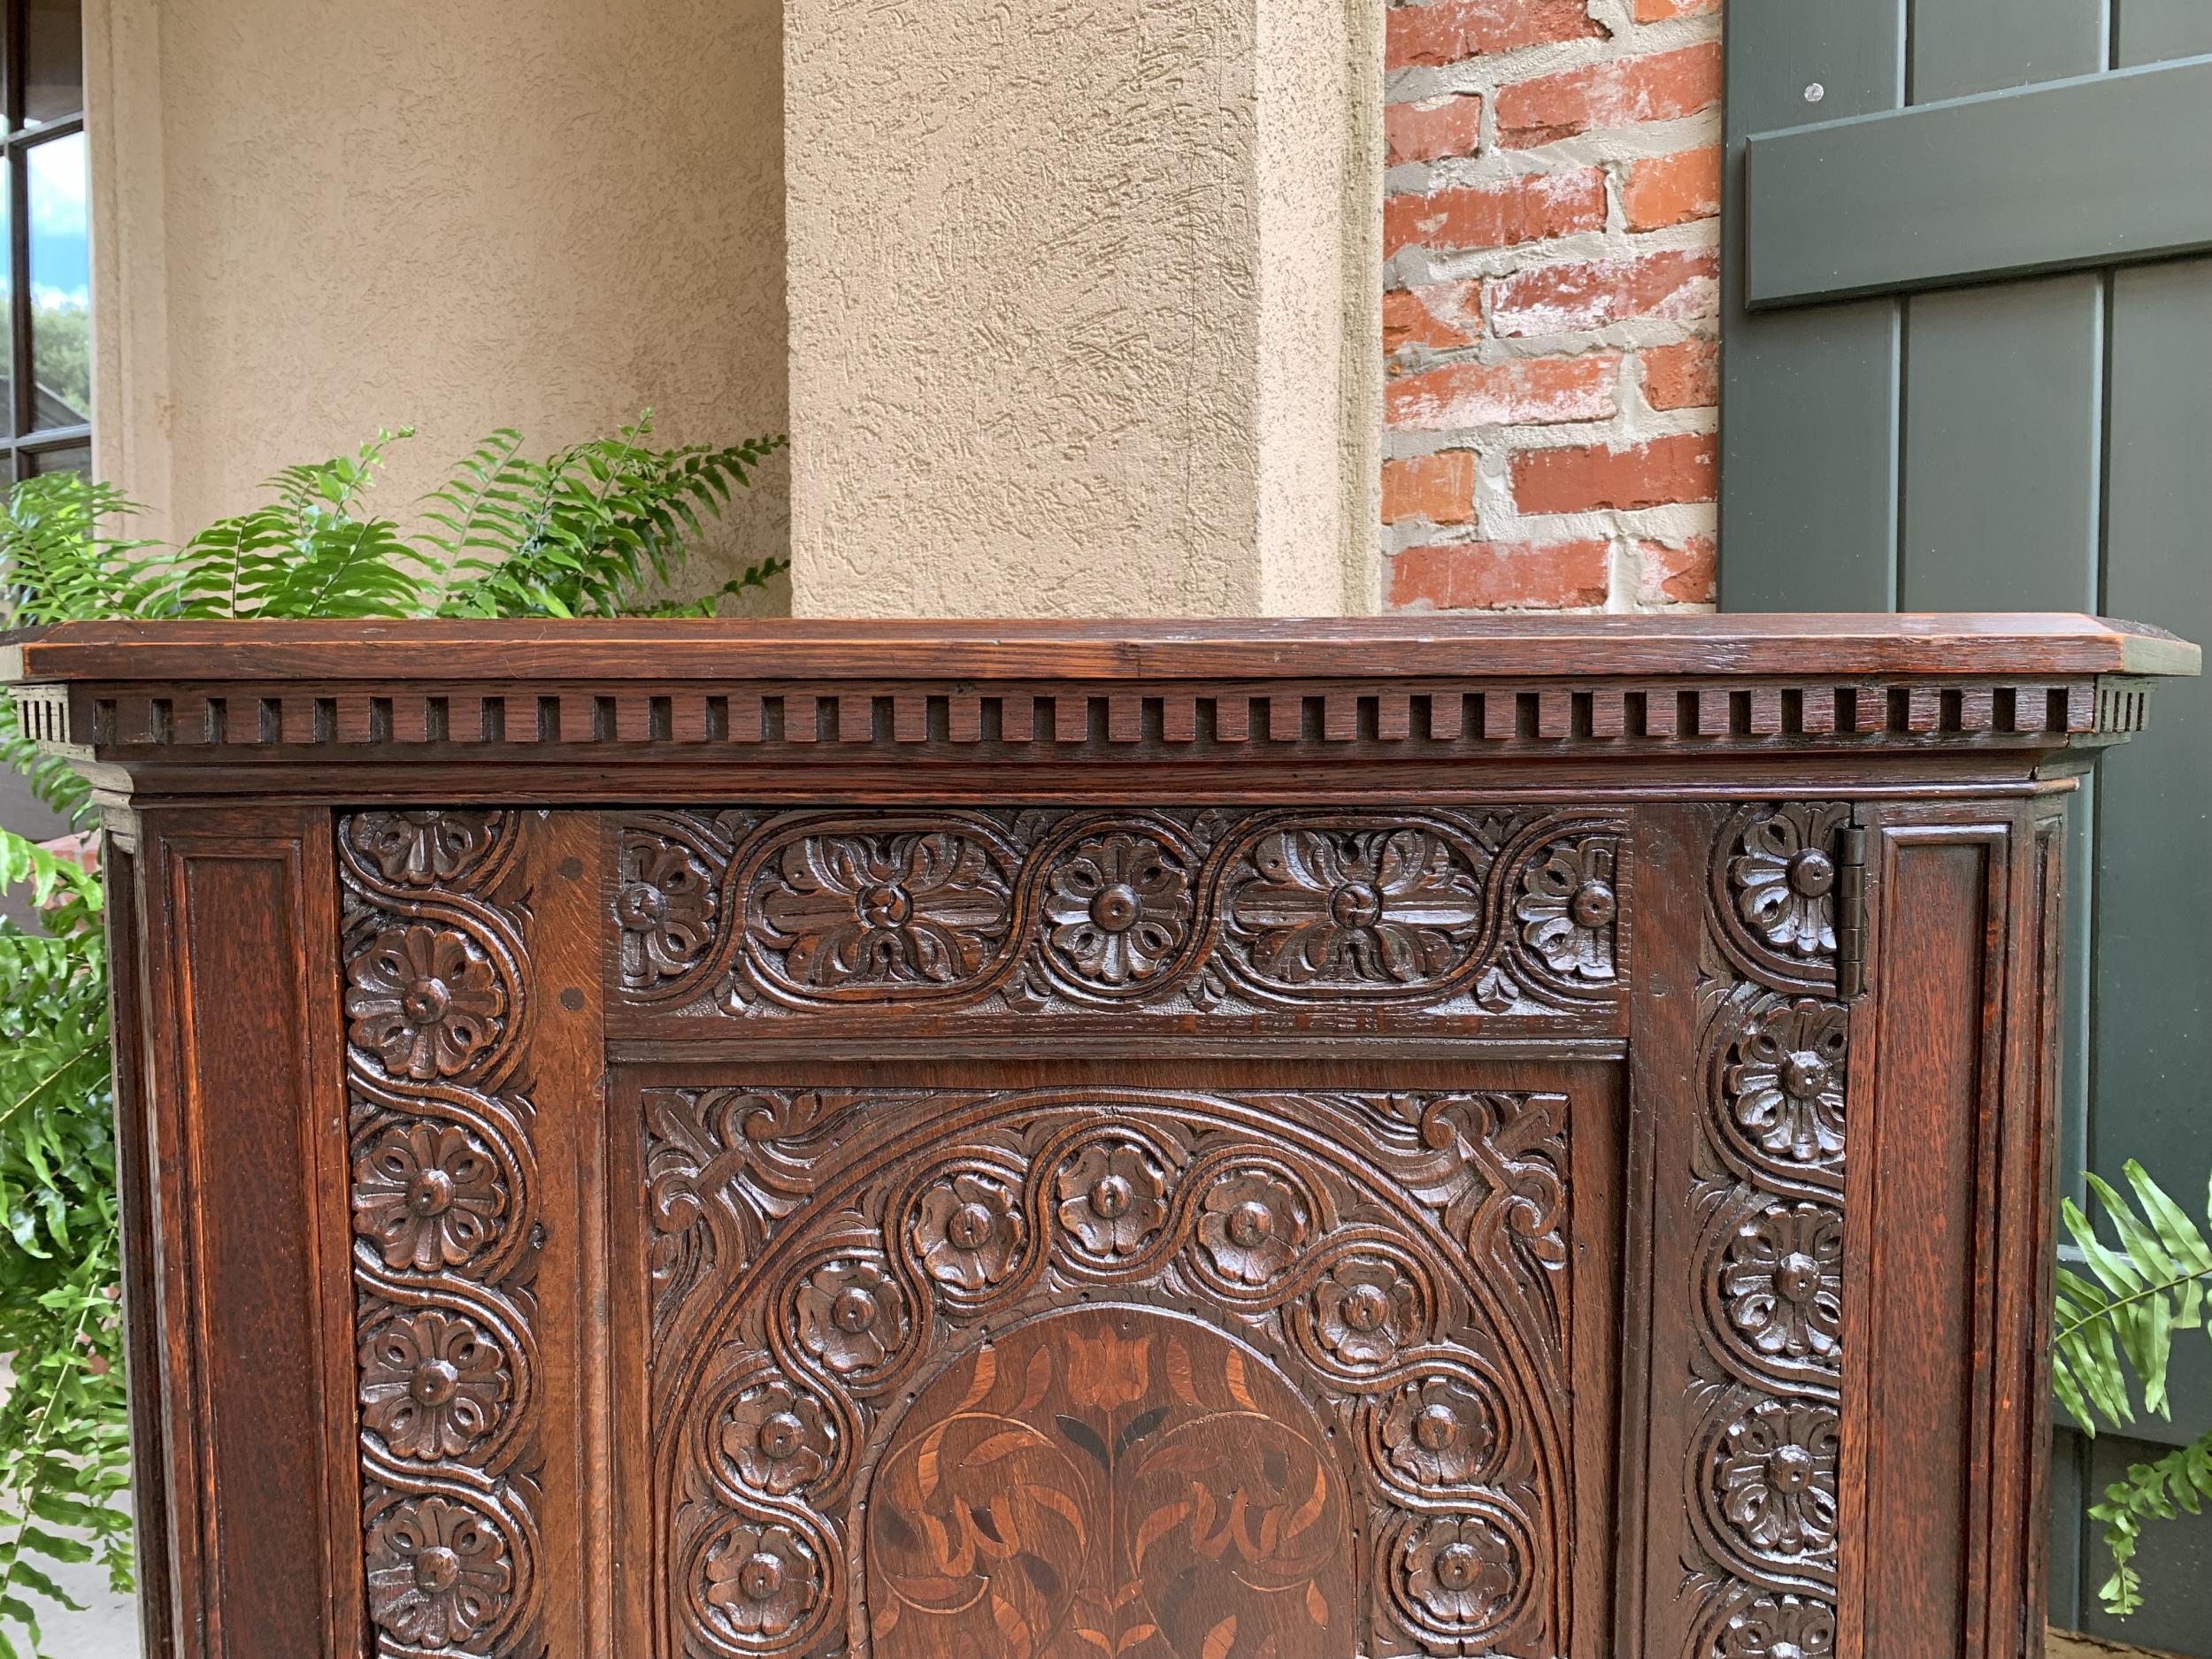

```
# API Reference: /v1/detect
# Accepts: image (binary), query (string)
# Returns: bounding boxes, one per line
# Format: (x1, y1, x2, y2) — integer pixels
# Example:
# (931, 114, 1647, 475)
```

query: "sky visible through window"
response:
(29, 129, 85, 311)
(27, 128, 88, 428)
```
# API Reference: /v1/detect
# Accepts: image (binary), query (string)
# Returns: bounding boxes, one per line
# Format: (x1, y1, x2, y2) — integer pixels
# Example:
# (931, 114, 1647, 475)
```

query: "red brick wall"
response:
(1381, 0, 1722, 613)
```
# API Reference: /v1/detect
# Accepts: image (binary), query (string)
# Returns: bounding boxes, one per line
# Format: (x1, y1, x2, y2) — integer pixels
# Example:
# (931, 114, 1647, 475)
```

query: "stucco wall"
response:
(87, 0, 791, 604)
(785, 0, 1381, 618)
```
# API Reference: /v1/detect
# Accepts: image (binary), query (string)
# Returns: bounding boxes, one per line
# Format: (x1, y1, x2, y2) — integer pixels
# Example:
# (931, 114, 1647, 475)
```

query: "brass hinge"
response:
(1835, 823, 1870, 999)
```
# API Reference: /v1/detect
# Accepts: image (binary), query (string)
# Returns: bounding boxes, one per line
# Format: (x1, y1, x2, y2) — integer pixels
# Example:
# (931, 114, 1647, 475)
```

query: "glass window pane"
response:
(24, 0, 84, 127)
(0, 163, 12, 435)
(27, 131, 88, 429)
(25, 440, 88, 476)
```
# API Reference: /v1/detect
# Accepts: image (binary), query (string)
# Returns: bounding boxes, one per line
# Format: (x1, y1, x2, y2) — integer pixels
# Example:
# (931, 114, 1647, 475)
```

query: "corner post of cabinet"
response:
(99, 806, 176, 1659)
(127, 803, 361, 1659)
(1840, 796, 2058, 1659)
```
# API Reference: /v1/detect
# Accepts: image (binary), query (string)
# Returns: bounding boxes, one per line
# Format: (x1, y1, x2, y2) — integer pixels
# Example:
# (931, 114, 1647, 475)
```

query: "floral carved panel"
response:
(1683, 803, 1855, 1659)
(642, 1083, 1586, 1658)
(610, 808, 1628, 1023)
(340, 810, 542, 1658)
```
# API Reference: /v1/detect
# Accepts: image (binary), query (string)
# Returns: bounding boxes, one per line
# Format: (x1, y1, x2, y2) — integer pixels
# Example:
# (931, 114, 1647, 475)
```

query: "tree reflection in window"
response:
(2, 0, 88, 482)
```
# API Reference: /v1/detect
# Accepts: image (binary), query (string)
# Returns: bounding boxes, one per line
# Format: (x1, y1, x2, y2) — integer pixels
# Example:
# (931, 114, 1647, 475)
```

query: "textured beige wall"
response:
(88, 0, 791, 603)
(785, 0, 1381, 618)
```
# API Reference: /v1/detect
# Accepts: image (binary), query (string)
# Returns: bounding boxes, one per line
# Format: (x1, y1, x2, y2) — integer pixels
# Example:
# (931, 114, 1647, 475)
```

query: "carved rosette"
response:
(610, 807, 1627, 1019)
(1687, 803, 1853, 1656)
(646, 1085, 1577, 1657)
(342, 811, 541, 1658)
(1711, 803, 1850, 994)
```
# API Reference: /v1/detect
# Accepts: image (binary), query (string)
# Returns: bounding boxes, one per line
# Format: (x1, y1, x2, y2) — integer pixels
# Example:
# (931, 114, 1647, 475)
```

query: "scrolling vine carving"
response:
(341, 810, 541, 1658)
(1684, 804, 1853, 1657)
(645, 1084, 1578, 1657)
(611, 808, 1626, 1021)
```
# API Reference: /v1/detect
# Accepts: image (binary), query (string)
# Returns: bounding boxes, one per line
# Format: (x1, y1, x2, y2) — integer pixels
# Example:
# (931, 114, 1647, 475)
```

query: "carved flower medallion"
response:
(1514, 836, 1618, 981)
(352, 1122, 507, 1272)
(1399, 1513, 1517, 1633)
(1041, 830, 1194, 989)
(1717, 1400, 1839, 1559)
(757, 829, 1011, 991)
(359, 1310, 507, 1462)
(1313, 1256, 1419, 1367)
(1730, 804, 1849, 960)
(1228, 826, 1485, 989)
(616, 837, 718, 987)
(349, 810, 503, 887)
(347, 923, 505, 1080)
(794, 1256, 908, 1375)
(1717, 1594, 1838, 1659)
(1196, 1169, 1308, 1286)
(703, 1521, 820, 1640)
(365, 1494, 513, 1650)
(1056, 1141, 1170, 1258)
(912, 1171, 1025, 1292)
(1723, 1203, 1843, 1362)
(1381, 1375, 1499, 1486)
(720, 1379, 835, 1496)
(1727, 999, 1848, 1166)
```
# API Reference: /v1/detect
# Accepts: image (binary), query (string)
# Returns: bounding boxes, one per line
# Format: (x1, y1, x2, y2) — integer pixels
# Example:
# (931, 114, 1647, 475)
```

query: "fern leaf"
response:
(2090, 1432, 2212, 1617)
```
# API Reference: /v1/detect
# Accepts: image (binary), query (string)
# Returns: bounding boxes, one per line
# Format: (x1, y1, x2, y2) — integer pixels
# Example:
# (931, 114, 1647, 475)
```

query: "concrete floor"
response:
(30, 1557, 136, 1658)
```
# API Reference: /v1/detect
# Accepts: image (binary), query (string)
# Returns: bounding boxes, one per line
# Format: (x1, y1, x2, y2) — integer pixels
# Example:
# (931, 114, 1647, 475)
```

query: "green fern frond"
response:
(2088, 1432, 2212, 1617)
(2053, 1159, 2212, 1616)
(0, 476, 165, 627)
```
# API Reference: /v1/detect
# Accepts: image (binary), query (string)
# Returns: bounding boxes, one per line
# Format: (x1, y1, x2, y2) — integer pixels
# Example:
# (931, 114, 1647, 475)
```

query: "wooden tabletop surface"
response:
(1, 612, 2198, 684)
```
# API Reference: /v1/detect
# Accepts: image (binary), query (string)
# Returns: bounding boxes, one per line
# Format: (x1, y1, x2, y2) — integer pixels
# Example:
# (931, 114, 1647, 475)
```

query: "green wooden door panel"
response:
(1724, 4, 2212, 1644)
(1897, 276, 2103, 613)
(2096, 257, 2212, 1195)
(1912, 0, 2104, 96)
(1718, 0, 1902, 611)
(2120, 0, 2212, 64)
(1744, 58, 2212, 305)
(1713, 308, 1898, 611)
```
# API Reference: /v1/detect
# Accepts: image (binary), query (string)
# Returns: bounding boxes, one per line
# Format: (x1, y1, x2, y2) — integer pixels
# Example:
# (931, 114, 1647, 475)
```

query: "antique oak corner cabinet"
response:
(2, 615, 2198, 1659)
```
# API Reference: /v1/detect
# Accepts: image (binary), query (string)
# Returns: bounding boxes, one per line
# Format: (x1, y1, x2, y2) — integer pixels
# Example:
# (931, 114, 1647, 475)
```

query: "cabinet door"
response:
(597, 802, 1637, 1657)
(616, 1060, 1623, 1659)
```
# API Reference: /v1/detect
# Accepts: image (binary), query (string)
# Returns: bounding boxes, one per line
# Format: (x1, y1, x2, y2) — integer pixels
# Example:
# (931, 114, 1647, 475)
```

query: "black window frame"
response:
(2, 0, 87, 481)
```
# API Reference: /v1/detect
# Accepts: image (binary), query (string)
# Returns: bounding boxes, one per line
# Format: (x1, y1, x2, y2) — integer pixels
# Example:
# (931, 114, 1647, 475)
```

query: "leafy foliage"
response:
(0, 839, 125, 1659)
(0, 415, 781, 1655)
(426, 422, 786, 618)
(2054, 1160, 2212, 1617)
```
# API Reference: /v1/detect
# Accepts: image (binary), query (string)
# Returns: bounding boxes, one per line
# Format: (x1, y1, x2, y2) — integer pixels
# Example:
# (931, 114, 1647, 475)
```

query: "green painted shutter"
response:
(1719, 4, 2212, 1647)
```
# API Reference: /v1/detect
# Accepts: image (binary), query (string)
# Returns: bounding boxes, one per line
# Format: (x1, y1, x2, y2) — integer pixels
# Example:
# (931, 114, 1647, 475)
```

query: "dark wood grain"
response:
(4, 612, 2197, 680)
(98, 824, 176, 1659)
(133, 807, 357, 1659)
(4, 618, 2190, 1659)
(1859, 827, 1996, 1659)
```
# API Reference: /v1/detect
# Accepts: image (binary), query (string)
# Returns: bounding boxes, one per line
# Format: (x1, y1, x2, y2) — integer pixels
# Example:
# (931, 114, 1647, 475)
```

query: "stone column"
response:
(785, 0, 1381, 617)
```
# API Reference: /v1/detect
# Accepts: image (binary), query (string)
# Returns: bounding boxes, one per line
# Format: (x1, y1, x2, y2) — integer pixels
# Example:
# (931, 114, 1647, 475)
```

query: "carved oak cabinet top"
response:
(1, 613, 2194, 803)
(4, 615, 2197, 1659)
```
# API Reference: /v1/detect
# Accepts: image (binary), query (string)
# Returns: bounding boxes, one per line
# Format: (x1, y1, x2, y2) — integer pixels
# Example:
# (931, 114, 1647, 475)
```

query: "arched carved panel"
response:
(341, 810, 543, 1659)
(645, 1085, 1588, 1658)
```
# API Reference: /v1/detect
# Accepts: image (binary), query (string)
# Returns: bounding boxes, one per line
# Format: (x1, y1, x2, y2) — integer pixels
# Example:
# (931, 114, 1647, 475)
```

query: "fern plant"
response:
(2052, 1159, 2212, 1617)
(0, 415, 782, 1657)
